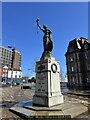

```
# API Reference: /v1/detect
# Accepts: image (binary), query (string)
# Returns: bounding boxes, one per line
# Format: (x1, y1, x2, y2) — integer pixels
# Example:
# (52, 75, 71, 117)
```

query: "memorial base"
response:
(33, 94, 63, 107)
(9, 101, 88, 119)
(33, 54, 64, 107)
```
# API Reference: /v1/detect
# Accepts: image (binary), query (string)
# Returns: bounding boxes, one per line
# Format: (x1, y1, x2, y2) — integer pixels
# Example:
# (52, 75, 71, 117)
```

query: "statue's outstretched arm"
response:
(38, 23, 44, 32)
(36, 18, 44, 32)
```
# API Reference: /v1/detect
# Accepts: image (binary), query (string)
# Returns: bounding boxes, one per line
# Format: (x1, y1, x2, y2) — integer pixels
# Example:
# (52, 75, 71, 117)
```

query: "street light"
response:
(3, 65, 8, 83)
(1, 62, 8, 83)
(8, 46, 15, 88)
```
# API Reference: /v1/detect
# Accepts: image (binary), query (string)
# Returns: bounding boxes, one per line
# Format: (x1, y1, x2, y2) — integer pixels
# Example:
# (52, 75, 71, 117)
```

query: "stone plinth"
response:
(9, 101, 88, 119)
(33, 55, 63, 107)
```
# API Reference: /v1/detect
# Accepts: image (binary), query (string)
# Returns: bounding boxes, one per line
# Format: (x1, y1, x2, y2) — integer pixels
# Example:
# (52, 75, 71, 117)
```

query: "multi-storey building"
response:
(0, 46, 12, 68)
(65, 37, 90, 89)
(0, 46, 22, 83)
(11, 48, 21, 70)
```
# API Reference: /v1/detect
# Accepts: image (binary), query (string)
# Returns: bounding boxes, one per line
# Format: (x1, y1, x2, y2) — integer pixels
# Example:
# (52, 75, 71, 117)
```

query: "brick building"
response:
(0, 46, 22, 83)
(65, 37, 90, 89)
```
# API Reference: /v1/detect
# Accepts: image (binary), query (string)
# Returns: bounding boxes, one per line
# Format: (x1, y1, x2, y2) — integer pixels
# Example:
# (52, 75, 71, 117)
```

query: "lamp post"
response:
(3, 65, 8, 84)
(8, 46, 15, 88)
(1, 63, 8, 83)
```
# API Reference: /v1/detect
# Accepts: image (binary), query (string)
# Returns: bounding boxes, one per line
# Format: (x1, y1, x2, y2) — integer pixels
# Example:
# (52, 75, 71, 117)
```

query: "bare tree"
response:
(60, 68, 67, 83)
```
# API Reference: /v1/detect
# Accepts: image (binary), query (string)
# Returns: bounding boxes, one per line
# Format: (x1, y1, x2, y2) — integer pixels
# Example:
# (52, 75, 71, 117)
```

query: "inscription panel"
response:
(35, 72, 48, 93)
(36, 63, 48, 72)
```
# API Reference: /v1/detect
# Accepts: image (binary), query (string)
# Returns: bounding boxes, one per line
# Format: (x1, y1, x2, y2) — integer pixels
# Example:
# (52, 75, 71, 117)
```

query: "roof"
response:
(0, 46, 21, 55)
(65, 37, 90, 55)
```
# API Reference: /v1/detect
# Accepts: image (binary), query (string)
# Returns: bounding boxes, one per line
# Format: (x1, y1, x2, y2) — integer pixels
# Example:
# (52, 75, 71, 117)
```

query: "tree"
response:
(60, 68, 67, 83)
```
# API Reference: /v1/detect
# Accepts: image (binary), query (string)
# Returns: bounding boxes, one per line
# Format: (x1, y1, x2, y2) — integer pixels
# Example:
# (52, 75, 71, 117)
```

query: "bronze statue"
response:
(36, 18, 53, 52)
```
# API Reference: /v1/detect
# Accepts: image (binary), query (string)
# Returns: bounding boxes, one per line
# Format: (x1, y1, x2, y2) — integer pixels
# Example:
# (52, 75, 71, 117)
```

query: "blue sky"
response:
(2, 2, 88, 77)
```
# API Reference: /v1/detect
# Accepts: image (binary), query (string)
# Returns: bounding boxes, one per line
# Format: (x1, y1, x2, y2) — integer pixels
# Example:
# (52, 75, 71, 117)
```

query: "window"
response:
(70, 57, 74, 62)
(72, 67, 74, 71)
(88, 64, 90, 70)
(77, 53, 79, 60)
(69, 46, 74, 52)
(72, 77, 75, 83)
(71, 66, 75, 72)
(84, 44, 88, 49)
(87, 62, 90, 70)
(15, 75, 17, 78)
(85, 51, 90, 60)
(85, 53, 87, 59)
(70, 54, 74, 62)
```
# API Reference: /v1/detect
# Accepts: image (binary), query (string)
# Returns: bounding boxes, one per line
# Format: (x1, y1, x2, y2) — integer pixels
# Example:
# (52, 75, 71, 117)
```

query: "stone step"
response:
(9, 102, 88, 119)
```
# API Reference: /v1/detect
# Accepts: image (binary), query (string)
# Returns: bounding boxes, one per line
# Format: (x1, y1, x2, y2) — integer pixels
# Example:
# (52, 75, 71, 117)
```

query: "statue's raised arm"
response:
(36, 18, 44, 32)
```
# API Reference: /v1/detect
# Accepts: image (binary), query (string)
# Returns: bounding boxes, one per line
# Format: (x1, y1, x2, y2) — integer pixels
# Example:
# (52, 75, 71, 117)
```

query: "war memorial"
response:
(9, 19, 88, 119)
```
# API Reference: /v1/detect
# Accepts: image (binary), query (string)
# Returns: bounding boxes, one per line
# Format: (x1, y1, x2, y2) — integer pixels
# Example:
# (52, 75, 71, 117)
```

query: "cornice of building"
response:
(0, 46, 21, 55)
(0, 46, 12, 52)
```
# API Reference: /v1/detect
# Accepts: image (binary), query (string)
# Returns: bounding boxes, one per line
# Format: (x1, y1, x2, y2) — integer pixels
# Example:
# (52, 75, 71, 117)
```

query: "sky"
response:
(2, 2, 88, 78)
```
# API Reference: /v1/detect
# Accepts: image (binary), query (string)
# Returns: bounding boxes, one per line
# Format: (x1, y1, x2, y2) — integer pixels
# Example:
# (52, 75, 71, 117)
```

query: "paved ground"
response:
(0, 85, 34, 119)
(0, 84, 90, 119)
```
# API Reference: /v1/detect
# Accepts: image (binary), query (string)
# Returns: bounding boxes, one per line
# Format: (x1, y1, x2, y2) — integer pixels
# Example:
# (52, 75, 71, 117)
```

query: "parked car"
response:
(21, 83, 32, 89)
(20, 82, 35, 89)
